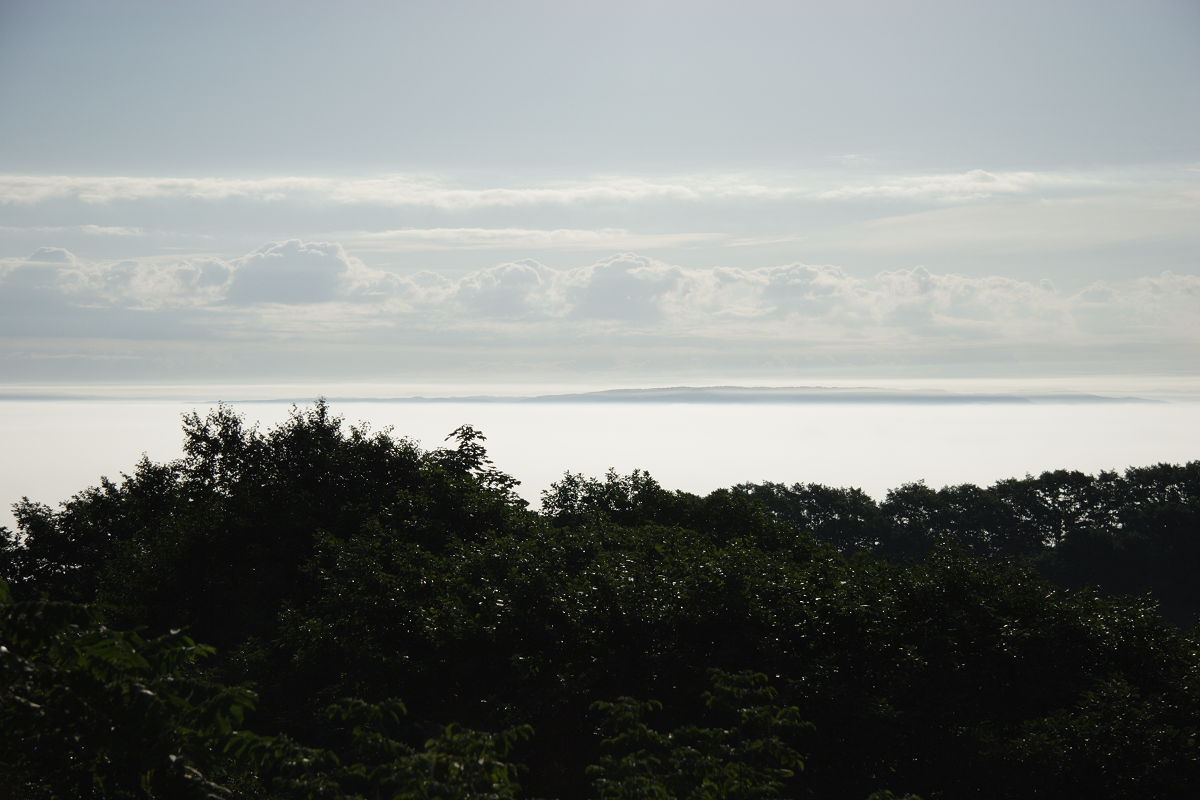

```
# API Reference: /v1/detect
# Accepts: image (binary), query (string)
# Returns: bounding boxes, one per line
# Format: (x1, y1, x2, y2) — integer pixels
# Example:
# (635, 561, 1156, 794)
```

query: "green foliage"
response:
(740, 481, 885, 553)
(542, 468, 678, 528)
(236, 697, 531, 800)
(740, 462, 1200, 623)
(321, 698, 530, 800)
(0, 576, 535, 800)
(3, 404, 1199, 799)
(588, 671, 809, 800)
(1007, 674, 1200, 799)
(0, 579, 252, 798)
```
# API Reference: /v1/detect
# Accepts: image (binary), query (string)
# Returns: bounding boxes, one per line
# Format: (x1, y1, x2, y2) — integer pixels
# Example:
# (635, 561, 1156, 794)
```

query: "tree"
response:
(588, 671, 809, 800)
(0, 579, 255, 798)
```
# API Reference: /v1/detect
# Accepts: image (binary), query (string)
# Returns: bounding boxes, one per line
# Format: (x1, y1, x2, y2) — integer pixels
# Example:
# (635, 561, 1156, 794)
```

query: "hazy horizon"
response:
(5, 394, 1198, 532)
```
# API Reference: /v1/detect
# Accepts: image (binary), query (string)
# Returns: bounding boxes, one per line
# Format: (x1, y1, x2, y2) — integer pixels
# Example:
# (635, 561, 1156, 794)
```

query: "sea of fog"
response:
(3, 393, 1198, 531)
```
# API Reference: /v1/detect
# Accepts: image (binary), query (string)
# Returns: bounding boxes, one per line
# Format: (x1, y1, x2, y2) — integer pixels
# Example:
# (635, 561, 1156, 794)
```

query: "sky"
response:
(1, 0, 1198, 389)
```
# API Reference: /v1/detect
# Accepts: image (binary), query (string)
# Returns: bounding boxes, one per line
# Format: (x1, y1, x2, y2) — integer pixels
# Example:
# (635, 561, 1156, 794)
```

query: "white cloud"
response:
(562, 254, 690, 323)
(26, 246, 81, 265)
(0, 169, 1104, 209)
(79, 224, 147, 237)
(815, 190, 1200, 255)
(2, 244, 1196, 376)
(0, 173, 798, 208)
(0, 175, 325, 205)
(399, 254, 1200, 353)
(453, 260, 559, 318)
(0, 254, 76, 312)
(0, 248, 231, 310)
(819, 169, 1104, 202)
(1, 168, 1183, 241)
(75, 258, 233, 308)
(225, 240, 357, 305)
(1073, 272, 1200, 336)
(326, 175, 797, 209)
(351, 227, 724, 251)
(0, 224, 146, 236)
(0, 241, 401, 311)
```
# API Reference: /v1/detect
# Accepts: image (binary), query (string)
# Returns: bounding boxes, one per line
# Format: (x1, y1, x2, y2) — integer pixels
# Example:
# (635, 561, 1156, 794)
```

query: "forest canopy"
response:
(2, 402, 1197, 799)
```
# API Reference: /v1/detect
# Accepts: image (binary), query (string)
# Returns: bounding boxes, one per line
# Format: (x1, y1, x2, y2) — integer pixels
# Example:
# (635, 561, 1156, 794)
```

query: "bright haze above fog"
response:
(1, 0, 1198, 389)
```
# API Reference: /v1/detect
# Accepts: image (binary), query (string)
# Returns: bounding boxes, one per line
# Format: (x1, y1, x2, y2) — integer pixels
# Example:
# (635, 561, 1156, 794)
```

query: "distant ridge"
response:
(320, 385, 1151, 405)
(0, 385, 1155, 404)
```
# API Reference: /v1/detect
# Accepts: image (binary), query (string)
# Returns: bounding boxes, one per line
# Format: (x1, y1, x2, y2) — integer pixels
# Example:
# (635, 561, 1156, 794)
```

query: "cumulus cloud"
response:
(0, 251, 77, 312)
(453, 260, 558, 318)
(27, 246, 81, 265)
(225, 240, 358, 305)
(77, 258, 234, 308)
(1073, 272, 1200, 335)
(0, 247, 233, 311)
(563, 254, 689, 323)
(0, 241, 407, 311)
(385, 253, 1199, 354)
(0, 248, 220, 343)
(2, 243, 1196, 376)
(436, 254, 720, 324)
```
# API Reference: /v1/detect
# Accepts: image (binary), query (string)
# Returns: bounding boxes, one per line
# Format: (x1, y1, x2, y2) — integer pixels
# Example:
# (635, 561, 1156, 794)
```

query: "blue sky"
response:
(1, 0, 1197, 386)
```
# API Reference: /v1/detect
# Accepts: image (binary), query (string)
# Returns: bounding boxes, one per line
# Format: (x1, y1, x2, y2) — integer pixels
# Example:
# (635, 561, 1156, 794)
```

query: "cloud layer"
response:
(3, 242, 1197, 358)
(0, 168, 1131, 208)
(0, 173, 798, 208)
